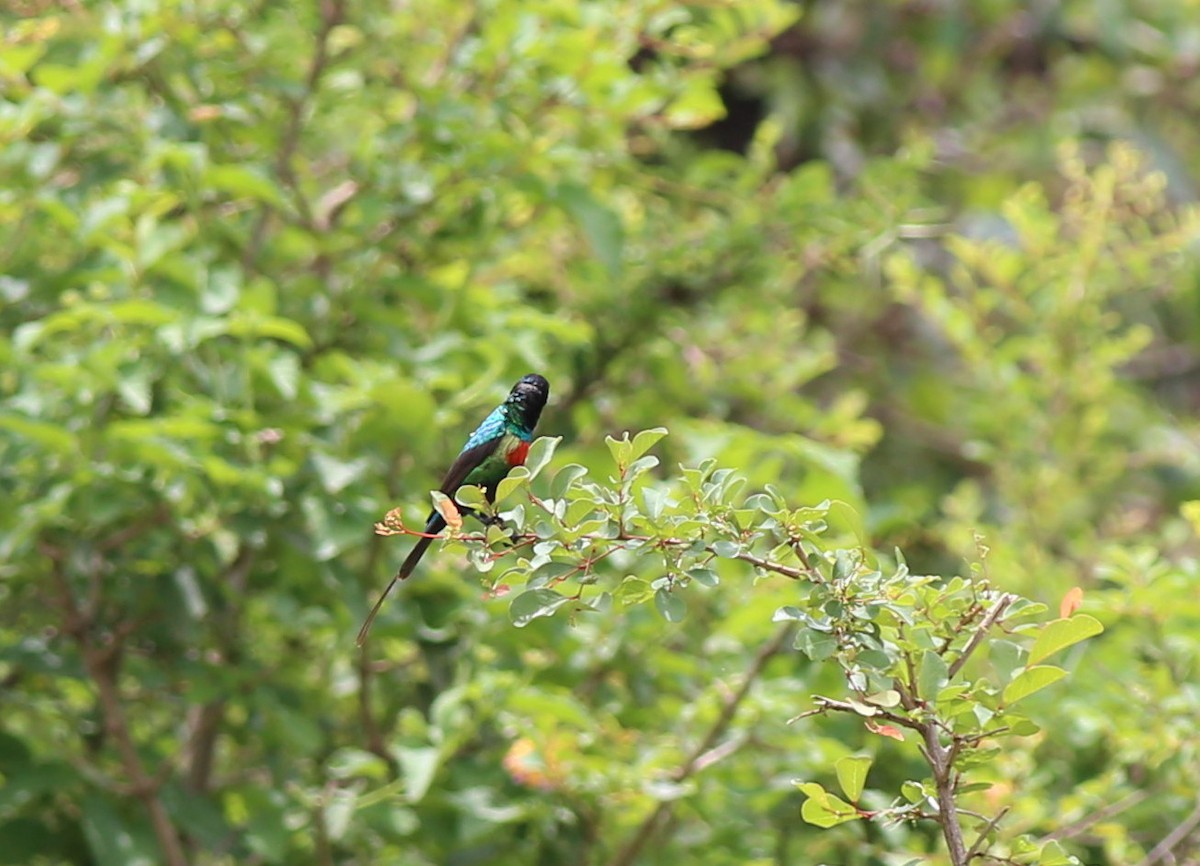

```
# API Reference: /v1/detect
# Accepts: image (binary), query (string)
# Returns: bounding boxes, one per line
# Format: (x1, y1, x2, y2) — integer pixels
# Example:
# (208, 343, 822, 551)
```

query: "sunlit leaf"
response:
(796, 782, 860, 828)
(1002, 666, 1067, 706)
(835, 755, 871, 802)
(1027, 616, 1103, 667)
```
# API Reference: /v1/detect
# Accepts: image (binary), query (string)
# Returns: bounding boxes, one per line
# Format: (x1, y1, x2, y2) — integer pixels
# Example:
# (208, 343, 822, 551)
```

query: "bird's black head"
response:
(507, 374, 549, 427)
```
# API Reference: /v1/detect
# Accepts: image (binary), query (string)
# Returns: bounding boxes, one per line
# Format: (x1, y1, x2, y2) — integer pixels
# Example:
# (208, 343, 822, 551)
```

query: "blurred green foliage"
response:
(1, 1, 1199, 865)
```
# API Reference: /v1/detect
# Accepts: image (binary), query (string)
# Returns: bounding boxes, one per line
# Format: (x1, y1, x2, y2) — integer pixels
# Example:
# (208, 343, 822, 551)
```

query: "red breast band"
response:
(507, 440, 531, 466)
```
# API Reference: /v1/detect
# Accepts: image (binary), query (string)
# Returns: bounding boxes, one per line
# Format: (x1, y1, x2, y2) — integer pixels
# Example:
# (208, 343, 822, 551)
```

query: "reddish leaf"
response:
(1060, 587, 1083, 618)
(866, 720, 904, 741)
(432, 491, 463, 531)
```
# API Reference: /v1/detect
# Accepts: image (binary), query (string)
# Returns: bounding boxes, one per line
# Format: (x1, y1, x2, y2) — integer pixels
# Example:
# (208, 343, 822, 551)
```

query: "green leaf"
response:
(395, 745, 440, 803)
(918, 650, 950, 700)
(605, 433, 632, 469)
(524, 435, 560, 478)
(795, 629, 837, 661)
(229, 314, 313, 348)
(711, 541, 740, 558)
(665, 75, 726, 129)
(554, 183, 624, 277)
(866, 690, 901, 708)
(551, 464, 588, 498)
(323, 788, 356, 841)
(454, 484, 490, 510)
(0, 413, 77, 455)
(509, 588, 572, 627)
(654, 587, 686, 622)
(81, 795, 157, 866)
(327, 748, 389, 781)
(616, 576, 654, 606)
(626, 455, 660, 480)
(641, 485, 668, 521)
(901, 781, 928, 804)
(688, 567, 719, 587)
(312, 453, 368, 494)
(989, 639, 1025, 681)
(531, 561, 577, 584)
(1038, 839, 1079, 866)
(1027, 615, 1104, 666)
(494, 466, 531, 504)
(835, 755, 871, 802)
(353, 779, 405, 811)
(796, 782, 860, 828)
(826, 499, 867, 546)
(1002, 665, 1067, 706)
(629, 427, 668, 461)
(205, 163, 286, 207)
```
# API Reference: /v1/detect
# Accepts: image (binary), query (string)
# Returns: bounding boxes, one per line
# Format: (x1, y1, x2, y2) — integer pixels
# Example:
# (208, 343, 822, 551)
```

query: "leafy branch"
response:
(366, 430, 1104, 866)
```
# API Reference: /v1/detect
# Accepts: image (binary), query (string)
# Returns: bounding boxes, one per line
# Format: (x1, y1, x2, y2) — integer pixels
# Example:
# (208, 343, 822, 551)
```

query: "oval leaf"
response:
(629, 427, 668, 461)
(509, 589, 572, 627)
(454, 484, 489, 510)
(797, 783, 859, 828)
(1059, 587, 1084, 619)
(1027, 615, 1103, 667)
(551, 464, 588, 498)
(835, 755, 871, 803)
(524, 436, 560, 478)
(654, 587, 686, 622)
(918, 650, 950, 700)
(1002, 665, 1067, 706)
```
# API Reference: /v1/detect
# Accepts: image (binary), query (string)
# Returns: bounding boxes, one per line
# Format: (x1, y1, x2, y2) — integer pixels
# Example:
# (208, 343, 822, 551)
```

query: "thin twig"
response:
(1137, 796, 1200, 866)
(97, 505, 171, 552)
(604, 624, 793, 866)
(1042, 790, 1150, 842)
(731, 550, 809, 580)
(241, 0, 345, 270)
(85, 643, 190, 866)
(43, 517, 191, 865)
(808, 695, 923, 731)
(965, 806, 1010, 861)
(948, 594, 1015, 679)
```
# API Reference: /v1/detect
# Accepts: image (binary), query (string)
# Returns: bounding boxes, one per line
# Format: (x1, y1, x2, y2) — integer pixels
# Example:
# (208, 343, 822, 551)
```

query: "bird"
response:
(357, 373, 550, 645)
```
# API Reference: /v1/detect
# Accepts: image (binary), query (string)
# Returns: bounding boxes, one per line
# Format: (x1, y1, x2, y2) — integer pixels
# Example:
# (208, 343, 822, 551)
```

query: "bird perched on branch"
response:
(357, 374, 550, 645)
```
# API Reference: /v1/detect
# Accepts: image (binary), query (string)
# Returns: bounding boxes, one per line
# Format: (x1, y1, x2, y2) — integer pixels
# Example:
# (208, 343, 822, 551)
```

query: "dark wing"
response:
(437, 436, 502, 496)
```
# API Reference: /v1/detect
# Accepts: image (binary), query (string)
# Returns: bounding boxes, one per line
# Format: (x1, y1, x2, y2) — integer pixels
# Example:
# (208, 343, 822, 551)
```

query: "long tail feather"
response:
(356, 514, 444, 646)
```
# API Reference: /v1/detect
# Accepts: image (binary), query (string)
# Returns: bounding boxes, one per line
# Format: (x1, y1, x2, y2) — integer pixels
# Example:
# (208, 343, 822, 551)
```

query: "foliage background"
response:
(2, 0, 1199, 864)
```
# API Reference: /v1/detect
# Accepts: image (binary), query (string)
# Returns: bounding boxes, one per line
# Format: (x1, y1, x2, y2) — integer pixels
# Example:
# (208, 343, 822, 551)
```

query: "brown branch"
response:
(183, 545, 256, 793)
(97, 505, 171, 553)
(1137, 796, 1200, 866)
(1041, 790, 1150, 842)
(965, 806, 1010, 861)
(605, 623, 793, 866)
(43, 532, 190, 865)
(241, 0, 346, 270)
(730, 549, 808, 580)
(947, 594, 1015, 679)
(922, 722, 969, 866)
(808, 695, 924, 731)
(80, 615, 189, 866)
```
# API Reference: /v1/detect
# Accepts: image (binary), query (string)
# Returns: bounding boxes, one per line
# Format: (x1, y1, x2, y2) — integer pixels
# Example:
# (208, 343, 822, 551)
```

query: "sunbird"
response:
(357, 373, 550, 645)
